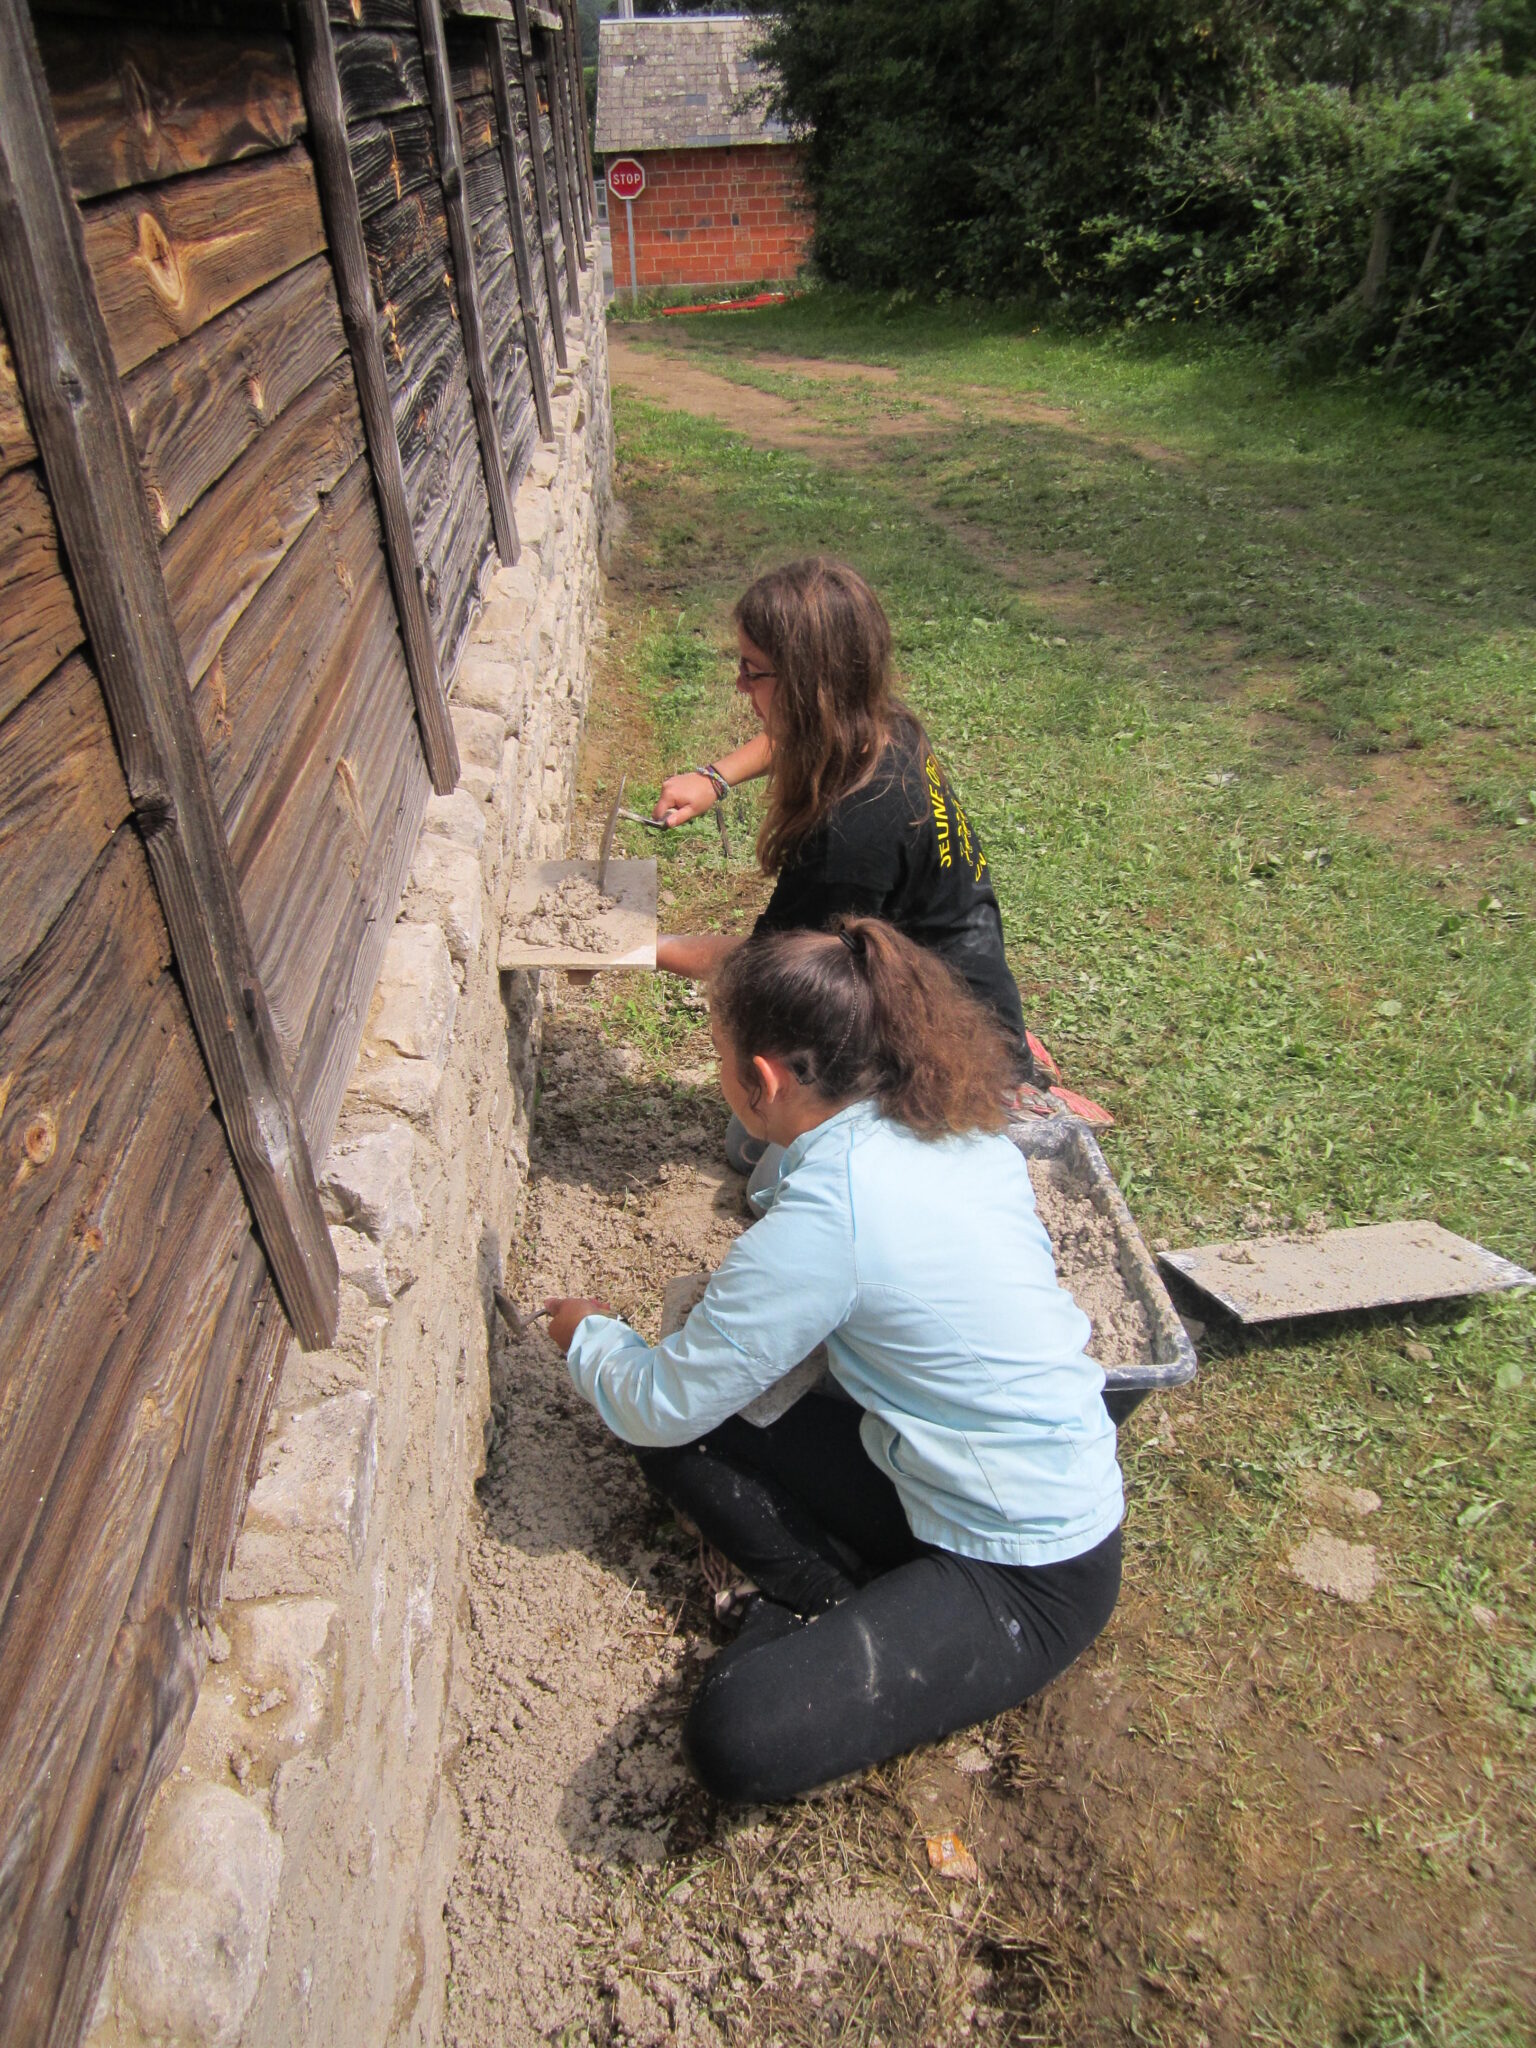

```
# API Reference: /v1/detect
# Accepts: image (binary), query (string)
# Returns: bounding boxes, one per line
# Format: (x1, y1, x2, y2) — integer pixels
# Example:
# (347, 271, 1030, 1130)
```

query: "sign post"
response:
(605, 155, 645, 304)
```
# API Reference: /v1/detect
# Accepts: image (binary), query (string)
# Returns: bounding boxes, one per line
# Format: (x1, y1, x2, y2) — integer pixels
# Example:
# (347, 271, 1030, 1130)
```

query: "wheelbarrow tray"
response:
(1008, 1117, 1198, 1424)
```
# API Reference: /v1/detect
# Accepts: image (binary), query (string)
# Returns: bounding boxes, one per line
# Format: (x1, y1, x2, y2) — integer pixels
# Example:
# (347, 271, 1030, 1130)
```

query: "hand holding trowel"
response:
(599, 770, 730, 873)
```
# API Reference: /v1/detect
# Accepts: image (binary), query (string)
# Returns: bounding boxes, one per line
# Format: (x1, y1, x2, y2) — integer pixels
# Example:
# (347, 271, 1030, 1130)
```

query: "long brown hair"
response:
(710, 917, 1012, 1140)
(735, 558, 921, 872)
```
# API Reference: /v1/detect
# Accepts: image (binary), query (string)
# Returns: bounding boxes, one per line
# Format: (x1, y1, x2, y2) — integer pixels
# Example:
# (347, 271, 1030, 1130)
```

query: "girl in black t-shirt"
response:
(654, 558, 1034, 1069)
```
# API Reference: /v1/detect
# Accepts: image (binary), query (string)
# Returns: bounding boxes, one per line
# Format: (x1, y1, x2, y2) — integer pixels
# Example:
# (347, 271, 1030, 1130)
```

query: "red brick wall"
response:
(607, 144, 812, 291)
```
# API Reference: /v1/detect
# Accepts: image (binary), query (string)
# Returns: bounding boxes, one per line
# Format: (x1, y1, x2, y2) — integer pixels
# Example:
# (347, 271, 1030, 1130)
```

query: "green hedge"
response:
(752, 2, 1536, 402)
(1086, 65, 1536, 397)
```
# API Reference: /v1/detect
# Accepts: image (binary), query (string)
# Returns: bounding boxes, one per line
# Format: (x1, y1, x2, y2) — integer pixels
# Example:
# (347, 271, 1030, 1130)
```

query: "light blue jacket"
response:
(567, 1101, 1124, 1567)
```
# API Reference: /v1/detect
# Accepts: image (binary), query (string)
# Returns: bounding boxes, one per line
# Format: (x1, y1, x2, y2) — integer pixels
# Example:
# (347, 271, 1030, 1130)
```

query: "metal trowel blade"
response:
(596, 773, 625, 896)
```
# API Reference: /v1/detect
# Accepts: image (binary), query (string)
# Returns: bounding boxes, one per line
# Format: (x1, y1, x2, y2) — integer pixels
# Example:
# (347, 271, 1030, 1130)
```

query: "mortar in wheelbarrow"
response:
(1009, 1117, 1197, 1425)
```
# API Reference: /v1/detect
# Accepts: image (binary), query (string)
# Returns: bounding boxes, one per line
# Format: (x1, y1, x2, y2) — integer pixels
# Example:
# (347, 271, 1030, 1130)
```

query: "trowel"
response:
(595, 774, 627, 896)
(598, 771, 731, 871)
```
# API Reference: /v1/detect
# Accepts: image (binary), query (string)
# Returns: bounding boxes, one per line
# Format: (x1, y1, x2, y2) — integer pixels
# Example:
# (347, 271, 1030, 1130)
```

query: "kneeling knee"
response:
(682, 1676, 775, 1804)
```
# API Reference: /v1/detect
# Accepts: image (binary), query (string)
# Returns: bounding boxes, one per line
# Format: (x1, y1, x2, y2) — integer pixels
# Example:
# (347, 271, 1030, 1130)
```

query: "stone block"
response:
(229, 1391, 377, 1597)
(236, 1599, 344, 1763)
(181, 1599, 343, 1792)
(365, 923, 457, 1068)
(470, 588, 532, 647)
(320, 1125, 420, 1242)
(489, 557, 539, 611)
(527, 445, 560, 488)
(349, 1052, 447, 1124)
(454, 649, 524, 722)
(115, 1784, 281, 2047)
(451, 705, 507, 804)
(422, 788, 487, 854)
(405, 835, 484, 965)
(331, 1223, 391, 1305)
(496, 735, 521, 840)
(512, 484, 550, 550)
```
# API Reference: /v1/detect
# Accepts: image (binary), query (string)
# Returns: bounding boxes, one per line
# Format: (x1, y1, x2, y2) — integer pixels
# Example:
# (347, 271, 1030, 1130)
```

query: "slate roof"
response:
(594, 15, 793, 153)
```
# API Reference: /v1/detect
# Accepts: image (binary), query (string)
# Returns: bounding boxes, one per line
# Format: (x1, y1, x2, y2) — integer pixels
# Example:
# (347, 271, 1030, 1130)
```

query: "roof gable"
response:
(595, 15, 793, 153)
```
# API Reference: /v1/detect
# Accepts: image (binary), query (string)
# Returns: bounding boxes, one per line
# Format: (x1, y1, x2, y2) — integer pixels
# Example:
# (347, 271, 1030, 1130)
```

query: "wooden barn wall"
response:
(447, 24, 540, 489)
(531, 43, 569, 311)
(0, 6, 452, 2039)
(493, 18, 561, 380)
(1, 0, 595, 2031)
(328, 7, 496, 680)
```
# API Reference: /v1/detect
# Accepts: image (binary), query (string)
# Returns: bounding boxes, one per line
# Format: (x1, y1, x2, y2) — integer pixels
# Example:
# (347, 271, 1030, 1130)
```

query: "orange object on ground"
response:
(1025, 1029, 1062, 1086)
(660, 290, 788, 316)
(925, 1832, 979, 1882)
(1046, 1085, 1115, 1129)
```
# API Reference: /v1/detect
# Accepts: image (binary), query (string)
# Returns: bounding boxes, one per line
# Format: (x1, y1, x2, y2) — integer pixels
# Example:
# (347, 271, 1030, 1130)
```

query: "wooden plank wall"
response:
(0, 0, 596, 2029)
(530, 43, 569, 312)
(500, 17, 562, 374)
(327, 3, 495, 679)
(0, 4, 445, 2036)
(448, 25, 539, 495)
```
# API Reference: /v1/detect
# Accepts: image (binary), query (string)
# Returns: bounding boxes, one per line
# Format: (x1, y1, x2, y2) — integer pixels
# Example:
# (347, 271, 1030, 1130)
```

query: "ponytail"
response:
(710, 918, 1012, 1139)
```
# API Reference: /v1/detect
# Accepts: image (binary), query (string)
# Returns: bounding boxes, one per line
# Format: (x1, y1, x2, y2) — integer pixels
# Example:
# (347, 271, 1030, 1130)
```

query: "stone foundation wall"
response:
(84, 298, 613, 2048)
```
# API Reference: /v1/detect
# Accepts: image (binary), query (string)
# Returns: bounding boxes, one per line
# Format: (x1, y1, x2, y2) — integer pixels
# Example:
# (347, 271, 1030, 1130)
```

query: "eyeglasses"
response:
(736, 657, 775, 684)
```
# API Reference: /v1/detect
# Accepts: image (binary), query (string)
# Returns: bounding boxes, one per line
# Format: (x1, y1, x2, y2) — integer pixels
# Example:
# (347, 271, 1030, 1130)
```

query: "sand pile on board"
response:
(513, 873, 615, 952)
(1028, 1158, 1152, 1367)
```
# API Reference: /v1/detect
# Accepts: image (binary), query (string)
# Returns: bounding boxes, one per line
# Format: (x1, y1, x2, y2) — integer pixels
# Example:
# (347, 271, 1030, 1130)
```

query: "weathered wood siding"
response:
(505, 38, 560, 376)
(448, 24, 540, 493)
(329, 14, 495, 676)
(0, 0, 593, 2034)
(531, 46, 568, 305)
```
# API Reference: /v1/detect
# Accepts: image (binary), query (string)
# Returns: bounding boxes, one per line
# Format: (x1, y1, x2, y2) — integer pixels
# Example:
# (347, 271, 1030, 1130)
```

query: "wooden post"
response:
(290, 0, 460, 793)
(511, 0, 567, 367)
(540, 22, 583, 302)
(487, 22, 555, 439)
(416, 0, 519, 563)
(0, 0, 339, 1350)
(562, 0, 598, 227)
(553, 0, 592, 246)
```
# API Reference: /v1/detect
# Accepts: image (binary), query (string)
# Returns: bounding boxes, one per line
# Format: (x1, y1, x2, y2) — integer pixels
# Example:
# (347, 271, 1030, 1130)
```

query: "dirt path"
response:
(443, 1023, 732, 2044)
(607, 336, 1159, 655)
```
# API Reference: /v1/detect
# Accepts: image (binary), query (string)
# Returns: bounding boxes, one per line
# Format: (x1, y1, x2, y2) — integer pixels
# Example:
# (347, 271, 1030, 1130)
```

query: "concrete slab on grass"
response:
(1160, 1220, 1534, 1324)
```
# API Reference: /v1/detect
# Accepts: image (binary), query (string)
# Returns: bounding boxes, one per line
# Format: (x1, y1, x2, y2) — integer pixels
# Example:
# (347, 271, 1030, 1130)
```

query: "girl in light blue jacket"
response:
(546, 918, 1123, 1803)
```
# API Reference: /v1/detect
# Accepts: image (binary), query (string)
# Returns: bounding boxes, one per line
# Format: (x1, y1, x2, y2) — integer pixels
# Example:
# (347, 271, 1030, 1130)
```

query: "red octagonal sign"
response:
(606, 156, 645, 202)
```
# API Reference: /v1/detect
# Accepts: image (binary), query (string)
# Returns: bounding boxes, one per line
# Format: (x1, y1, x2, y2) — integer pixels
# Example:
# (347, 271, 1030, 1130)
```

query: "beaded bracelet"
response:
(695, 762, 730, 804)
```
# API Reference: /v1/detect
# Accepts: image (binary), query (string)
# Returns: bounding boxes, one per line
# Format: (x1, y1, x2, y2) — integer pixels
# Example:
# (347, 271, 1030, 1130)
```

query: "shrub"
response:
(1090, 63, 1536, 396)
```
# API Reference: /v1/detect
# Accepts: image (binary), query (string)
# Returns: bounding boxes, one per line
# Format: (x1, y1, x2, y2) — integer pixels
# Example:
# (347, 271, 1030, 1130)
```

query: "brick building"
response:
(595, 14, 812, 292)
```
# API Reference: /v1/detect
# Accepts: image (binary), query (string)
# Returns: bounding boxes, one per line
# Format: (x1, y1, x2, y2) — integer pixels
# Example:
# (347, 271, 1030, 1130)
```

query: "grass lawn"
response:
(571, 293, 1535, 2045)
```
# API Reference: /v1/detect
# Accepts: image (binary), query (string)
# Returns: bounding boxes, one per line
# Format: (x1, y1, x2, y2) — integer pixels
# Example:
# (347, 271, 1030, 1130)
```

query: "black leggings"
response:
(636, 1394, 1121, 1803)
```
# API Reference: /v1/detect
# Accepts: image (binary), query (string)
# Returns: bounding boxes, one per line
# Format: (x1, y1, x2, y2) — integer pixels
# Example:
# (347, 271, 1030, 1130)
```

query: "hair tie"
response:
(838, 927, 864, 956)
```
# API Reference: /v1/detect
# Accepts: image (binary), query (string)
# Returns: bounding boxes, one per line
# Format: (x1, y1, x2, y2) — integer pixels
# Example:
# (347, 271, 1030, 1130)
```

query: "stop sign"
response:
(606, 156, 645, 202)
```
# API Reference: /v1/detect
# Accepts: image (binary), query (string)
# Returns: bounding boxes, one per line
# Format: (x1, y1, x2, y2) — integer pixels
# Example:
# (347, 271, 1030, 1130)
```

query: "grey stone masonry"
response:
(595, 14, 792, 153)
(84, 268, 614, 2048)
